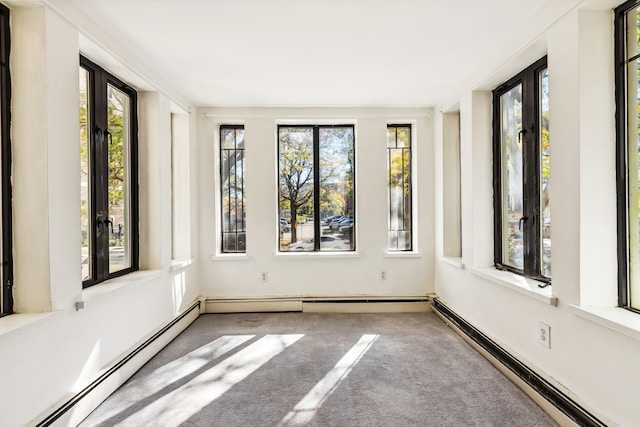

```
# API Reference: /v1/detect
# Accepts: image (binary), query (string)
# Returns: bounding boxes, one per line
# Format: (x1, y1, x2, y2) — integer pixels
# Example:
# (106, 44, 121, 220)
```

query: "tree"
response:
(106, 87, 128, 245)
(278, 126, 354, 246)
(80, 77, 90, 248)
(279, 128, 314, 244)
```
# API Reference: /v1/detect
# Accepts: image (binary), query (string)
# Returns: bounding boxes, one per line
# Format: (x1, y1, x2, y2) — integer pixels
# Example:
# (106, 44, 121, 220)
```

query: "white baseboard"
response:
(303, 301, 431, 313)
(431, 299, 605, 427)
(32, 302, 200, 427)
(205, 299, 302, 313)
(204, 297, 431, 314)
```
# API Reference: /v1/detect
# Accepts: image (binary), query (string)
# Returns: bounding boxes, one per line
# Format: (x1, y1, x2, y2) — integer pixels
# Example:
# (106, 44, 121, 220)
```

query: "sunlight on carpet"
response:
(278, 334, 379, 426)
(116, 334, 303, 426)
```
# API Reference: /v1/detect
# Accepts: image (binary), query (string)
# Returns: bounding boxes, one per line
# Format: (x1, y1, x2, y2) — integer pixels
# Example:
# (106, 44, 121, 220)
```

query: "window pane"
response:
(319, 127, 354, 252)
(107, 84, 131, 274)
(628, 56, 640, 309)
(387, 126, 397, 148)
(80, 67, 92, 281)
(388, 126, 412, 251)
(540, 69, 551, 277)
(279, 127, 314, 251)
(500, 84, 524, 269)
(221, 127, 246, 253)
(396, 126, 410, 148)
(627, 7, 640, 58)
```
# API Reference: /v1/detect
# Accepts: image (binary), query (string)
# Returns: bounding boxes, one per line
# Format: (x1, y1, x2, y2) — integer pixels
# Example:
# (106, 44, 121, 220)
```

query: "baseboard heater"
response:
(205, 297, 431, 313)
(303, 298, 429, 303)
(302, 298, 431, 313)
(431, 298, 605, 427)
(34, 301, 201, 427)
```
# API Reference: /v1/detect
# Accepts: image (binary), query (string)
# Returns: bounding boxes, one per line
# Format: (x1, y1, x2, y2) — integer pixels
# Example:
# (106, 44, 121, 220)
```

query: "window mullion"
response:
(0, 4, 11, 315)
(522, 72, 540, 277)
(313, 126, 320, 251)
(93, 70, 110, 282)
(615, 1, 635, 308)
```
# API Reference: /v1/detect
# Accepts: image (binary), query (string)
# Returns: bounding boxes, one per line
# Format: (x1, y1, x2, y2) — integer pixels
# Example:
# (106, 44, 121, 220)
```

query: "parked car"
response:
(81, 255, 89, 281)
(331, 217, 353, 230)
(328, 216, 345, 228)
(339, 220, 354, 233)
(279, 218, 291, 233)
(287, 235, 348, 251)
(322, 215, 341, 225)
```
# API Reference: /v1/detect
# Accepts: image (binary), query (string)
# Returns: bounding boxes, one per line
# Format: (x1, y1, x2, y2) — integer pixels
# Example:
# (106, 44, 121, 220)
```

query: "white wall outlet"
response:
(538, 322, 551, 349)
(380, 271, 386, 280)
(261, 271, 268, 282)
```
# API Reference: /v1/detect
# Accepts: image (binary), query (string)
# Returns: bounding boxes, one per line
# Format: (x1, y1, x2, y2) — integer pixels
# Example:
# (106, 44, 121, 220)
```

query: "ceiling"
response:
(58, 0, 579, 108)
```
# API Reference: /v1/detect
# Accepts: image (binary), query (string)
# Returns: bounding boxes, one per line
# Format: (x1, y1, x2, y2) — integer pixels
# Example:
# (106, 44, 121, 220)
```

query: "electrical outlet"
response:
(538, 322, 550, 349)
(261, 271, 268, 282)
(380, 271, 386, 280)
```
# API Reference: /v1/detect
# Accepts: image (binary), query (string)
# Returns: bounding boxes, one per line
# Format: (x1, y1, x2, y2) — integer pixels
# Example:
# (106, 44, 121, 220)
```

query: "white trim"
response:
(204, 296, 431, 314)
(440, 256, 464, 269)
(274, 251, 362, 259)
(302, 301, 430, 313)
(439, 0, 587, 112)
(0, 312, 61, 340)
(203, 111, 430, 119)
(81, 270, 165, 305)
(41, 0, 192, 111)
(210, 254, 251, 261)
(170, 258, 195, 271)
(570, 305, 640, 342)
(206, 299, 302, 313)
(467, 266, 557, 306)
(29, 303, 200, 426)
(432, 308, 583, 427)
(384, 251, 422, 258)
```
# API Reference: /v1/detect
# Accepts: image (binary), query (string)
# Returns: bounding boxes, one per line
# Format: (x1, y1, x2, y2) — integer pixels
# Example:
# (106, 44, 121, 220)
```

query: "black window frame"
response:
(277, 124, 356, 252)
(219, 124, 246, 253)
(0, 3, 11, 316)
(387, 124, 413, 252)
(492, 56, 550, 285)
(615, 0, 640, 312)
(80, 55, 139, 288)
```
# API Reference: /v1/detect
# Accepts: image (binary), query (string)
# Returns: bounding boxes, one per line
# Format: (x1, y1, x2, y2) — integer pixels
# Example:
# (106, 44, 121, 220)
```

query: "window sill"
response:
(210, 253, 251, 261)
(0, 311, 61, 340)
(467, 266, 557, 306)
(274, 251, 362, 259)
(570, 305, 640, 342)
(384, 251, 422, 258)
(82, 269, 165, 303)
(440, 256, 464, 269)
(171, 258, 195, 271)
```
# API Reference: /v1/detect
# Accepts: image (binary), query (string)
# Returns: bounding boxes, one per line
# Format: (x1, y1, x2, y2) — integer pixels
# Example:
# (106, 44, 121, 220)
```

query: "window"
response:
(220, 125, 245, 253)
(616, 0, 640, 311)
(387, 124, 413, 251)
(0, 4, 11, 316)
(80, 56, 139, 287)
(492, 57, 550, 284)
(278, 125, 355, 252)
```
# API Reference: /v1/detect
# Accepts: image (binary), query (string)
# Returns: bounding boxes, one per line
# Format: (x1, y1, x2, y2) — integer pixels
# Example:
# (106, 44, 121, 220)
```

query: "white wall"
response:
(0, 4, 200, 425)
(198, 108, 433, 299)
(435, 4, 640, 426)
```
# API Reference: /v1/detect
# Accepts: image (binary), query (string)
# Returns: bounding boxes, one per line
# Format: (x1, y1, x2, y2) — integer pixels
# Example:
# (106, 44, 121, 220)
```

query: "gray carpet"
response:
(80, 312, 557, 426)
